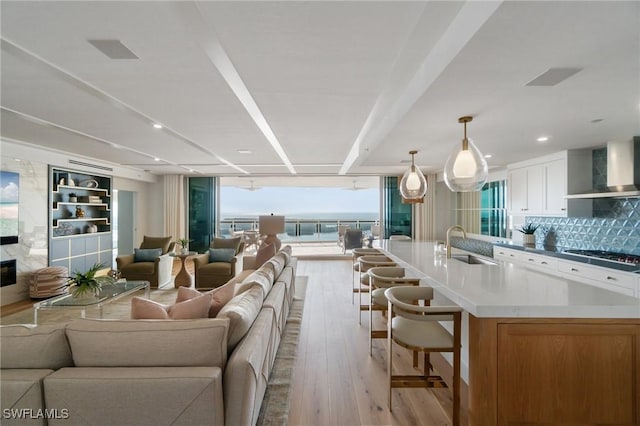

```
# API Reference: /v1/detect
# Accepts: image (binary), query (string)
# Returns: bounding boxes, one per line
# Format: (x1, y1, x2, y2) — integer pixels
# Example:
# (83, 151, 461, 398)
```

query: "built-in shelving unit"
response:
(49, 167, 114, 271)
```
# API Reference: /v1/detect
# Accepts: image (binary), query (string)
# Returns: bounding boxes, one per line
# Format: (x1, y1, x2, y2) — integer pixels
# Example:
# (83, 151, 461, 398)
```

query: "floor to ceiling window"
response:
(218, 177, 380, 246)
(382, 176, 412, 238)
(187, 177, 217, 254)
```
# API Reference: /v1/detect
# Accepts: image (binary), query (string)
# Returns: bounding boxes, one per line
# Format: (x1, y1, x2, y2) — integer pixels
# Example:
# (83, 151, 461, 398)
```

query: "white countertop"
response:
(378, 240, 640, 319)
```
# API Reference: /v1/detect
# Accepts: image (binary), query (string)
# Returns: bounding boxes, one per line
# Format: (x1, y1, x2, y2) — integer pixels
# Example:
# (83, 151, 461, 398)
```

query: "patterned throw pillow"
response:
(134, 248, 162, 262)
(209, 248, 236, 263)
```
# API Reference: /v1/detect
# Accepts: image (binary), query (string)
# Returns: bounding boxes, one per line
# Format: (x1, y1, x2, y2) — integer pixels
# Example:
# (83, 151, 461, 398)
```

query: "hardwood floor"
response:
(1, 258, 463, 425)
(290, 260, 463, 426)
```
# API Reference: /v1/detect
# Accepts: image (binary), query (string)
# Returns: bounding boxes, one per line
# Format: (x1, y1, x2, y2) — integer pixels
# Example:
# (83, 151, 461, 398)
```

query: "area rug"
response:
(257, 276, 308, 426)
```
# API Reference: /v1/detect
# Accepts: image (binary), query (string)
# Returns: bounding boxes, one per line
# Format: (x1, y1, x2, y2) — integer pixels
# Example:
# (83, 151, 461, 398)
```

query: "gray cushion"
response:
(134, 248, 162, 262)
(0, 323, 72, 369)
(65, 318, 228, 368)
(209, 248, 236, 263)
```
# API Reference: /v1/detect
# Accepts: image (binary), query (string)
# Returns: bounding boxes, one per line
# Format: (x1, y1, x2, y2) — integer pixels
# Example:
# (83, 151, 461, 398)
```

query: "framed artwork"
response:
(0, 171, 19, 245)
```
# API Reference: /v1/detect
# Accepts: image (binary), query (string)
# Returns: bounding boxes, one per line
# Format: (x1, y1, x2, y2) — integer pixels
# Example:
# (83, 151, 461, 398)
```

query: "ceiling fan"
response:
(343, 180, 367, 191)
(239, 180, 262, 191)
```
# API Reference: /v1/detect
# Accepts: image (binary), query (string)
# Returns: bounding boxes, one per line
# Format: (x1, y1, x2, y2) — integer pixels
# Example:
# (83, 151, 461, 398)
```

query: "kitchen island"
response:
(378, 239, 640, 426)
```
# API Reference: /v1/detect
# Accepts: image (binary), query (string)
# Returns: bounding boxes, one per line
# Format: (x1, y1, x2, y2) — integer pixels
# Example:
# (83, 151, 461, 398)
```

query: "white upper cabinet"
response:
(508, 150, 592, 217)
(508, 164, 543, 214)
(543, 159, 567, 215)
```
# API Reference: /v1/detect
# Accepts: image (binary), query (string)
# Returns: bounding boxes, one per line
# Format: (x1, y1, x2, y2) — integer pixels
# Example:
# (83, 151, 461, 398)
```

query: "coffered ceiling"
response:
(1, 1, 638, 179)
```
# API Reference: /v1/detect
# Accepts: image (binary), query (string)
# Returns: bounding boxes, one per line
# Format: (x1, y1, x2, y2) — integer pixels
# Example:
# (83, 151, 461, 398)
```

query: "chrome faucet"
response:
(446, 225, 467, 258)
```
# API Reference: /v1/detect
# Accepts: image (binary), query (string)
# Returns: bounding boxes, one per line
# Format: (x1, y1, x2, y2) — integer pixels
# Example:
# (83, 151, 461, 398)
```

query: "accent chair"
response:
(193, 237, 245, 289)
(116, 236, 175, 289)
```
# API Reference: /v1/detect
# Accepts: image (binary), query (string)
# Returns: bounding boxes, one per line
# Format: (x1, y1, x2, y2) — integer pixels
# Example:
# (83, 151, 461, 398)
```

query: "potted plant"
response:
(176, 238, 192, 255)
(68, 192, 78, 203)
(65, 263, 115, 299)
(517, 223, 539, 246)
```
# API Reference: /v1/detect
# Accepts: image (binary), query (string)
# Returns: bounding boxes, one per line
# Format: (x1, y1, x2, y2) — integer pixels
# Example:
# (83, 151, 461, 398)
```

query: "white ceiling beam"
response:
(172, 1, 296, 175)
(339, 0, 502, 174)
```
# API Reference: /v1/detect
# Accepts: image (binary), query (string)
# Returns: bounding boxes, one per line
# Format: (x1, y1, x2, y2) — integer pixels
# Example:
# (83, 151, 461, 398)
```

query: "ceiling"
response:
(1, 1, 639, 183)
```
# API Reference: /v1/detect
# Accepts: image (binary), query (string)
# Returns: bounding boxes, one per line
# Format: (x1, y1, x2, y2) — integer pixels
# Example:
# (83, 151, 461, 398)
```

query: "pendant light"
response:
(443, 116, 488, 192)
(399, 150, 427, 203)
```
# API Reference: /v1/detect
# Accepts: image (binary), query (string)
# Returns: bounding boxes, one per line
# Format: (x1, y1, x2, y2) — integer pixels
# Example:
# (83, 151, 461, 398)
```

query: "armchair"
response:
(193, 237, 245, 289)
(116, 236, 175, 289)
(343, 229, 363, 253)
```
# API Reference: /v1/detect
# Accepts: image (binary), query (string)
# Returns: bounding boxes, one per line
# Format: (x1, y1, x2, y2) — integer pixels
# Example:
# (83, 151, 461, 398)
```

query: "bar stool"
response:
(351, 248, 382, 304)
(385, 286, 462, 425)
(356, 255, 396, 324)
(367, 267, 421, 355)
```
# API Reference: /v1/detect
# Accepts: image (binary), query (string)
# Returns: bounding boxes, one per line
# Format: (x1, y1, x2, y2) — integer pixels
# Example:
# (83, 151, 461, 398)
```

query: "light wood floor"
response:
(1, 258, 464, 425)
(290, 260, 464, 426)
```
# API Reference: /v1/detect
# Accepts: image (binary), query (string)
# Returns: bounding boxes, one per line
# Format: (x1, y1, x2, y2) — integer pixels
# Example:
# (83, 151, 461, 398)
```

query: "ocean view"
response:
(222, 212, 378, 221)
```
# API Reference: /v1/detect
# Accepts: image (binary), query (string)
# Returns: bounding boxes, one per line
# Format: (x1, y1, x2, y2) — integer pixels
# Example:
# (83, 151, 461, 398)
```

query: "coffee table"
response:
(32, 280, 150, 324)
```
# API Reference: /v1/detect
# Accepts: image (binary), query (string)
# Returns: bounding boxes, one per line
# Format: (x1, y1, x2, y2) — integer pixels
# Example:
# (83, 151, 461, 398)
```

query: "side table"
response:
(171, 251, 197, 287)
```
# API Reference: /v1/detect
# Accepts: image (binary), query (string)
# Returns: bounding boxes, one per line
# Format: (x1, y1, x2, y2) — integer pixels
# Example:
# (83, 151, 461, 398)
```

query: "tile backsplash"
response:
(527, 147, 640, 255)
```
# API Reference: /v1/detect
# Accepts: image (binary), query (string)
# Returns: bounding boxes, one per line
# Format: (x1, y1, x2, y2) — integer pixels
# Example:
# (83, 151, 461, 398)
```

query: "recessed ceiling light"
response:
(153, 123, 163, 129)
(153, 157, 160, 162)
(536, 136, 549, 142)
(237, 149, 252, 154)
(484, 154, 492, 159)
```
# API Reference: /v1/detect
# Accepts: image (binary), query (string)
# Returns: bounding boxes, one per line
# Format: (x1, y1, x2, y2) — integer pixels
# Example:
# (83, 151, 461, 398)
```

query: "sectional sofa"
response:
(0, 246, 297, 426)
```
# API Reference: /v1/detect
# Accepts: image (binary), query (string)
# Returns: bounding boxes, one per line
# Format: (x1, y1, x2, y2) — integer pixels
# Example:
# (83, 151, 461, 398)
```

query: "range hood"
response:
(566, 137, 640, 199)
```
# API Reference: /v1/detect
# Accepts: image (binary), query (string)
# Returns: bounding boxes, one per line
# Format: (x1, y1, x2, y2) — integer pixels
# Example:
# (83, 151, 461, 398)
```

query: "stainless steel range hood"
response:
(566, 137, 640, 199)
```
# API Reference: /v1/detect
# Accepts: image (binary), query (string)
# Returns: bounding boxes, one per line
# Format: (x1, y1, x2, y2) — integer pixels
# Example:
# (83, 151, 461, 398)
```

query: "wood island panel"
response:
(469, 315, 640, 426)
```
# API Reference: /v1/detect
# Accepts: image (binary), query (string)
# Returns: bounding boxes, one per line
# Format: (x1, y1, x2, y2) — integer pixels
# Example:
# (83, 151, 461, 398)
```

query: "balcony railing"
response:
(220, 218, 379, 243)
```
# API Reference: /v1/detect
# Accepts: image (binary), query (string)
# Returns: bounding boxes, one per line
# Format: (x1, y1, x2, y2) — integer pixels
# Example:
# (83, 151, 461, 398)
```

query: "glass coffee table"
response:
(32, 280, 150, 324)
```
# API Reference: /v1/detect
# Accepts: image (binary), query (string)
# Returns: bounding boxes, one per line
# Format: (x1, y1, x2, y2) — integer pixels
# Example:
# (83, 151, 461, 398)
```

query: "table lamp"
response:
(259, 215, 285, 251)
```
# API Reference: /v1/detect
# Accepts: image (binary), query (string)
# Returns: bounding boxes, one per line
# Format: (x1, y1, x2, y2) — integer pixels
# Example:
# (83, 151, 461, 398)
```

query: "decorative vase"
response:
(522, 234, 536, 246)
(181, 247, 189, 255)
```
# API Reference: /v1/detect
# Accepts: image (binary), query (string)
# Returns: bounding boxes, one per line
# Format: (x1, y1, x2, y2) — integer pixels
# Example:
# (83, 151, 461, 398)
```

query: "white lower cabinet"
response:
(557, 260, 636, 296)
(493, 246, 638, 297)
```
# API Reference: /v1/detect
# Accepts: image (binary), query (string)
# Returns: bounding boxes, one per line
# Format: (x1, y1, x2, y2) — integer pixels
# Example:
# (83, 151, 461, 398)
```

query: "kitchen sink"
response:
(450, 254, 498, 266)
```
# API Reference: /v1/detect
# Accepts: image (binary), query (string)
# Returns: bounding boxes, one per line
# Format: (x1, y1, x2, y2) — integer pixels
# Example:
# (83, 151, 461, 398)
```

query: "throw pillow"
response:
(131, 297, 169, 319)
(255, 243, 276, 267)
(140, 235, 172, 254)
(175, 281, 235, 317)
(211, 237, 242, 254)
(168, 292, 213, 319)
(131, 293, 213, 320)
(134, 248, 162, 262)
(209, 248, 236, 263)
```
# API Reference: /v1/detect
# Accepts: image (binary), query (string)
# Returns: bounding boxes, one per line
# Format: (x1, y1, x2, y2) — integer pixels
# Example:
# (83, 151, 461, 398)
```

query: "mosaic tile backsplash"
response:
(527, 147, 640, 255)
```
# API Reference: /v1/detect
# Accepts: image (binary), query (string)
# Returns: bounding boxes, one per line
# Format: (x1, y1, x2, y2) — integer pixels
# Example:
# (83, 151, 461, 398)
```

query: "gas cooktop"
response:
(563, 249, 640, 265)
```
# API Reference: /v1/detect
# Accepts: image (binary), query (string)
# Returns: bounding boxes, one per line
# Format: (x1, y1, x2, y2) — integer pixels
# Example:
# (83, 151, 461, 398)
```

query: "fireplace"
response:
(1, 259, 17, 287)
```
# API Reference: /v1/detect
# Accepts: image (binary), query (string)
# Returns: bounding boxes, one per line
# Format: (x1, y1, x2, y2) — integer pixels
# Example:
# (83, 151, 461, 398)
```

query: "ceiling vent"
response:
(525, 68, 582, 86)
(68, 159, 113, 172)
(88, 39, 138, 59)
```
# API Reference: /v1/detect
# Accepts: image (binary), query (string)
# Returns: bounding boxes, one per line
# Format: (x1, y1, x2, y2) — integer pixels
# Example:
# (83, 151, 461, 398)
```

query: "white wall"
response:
(112, 176, 160, 247)
(0, 140, 161, 305)
(0, 155, 48, 305)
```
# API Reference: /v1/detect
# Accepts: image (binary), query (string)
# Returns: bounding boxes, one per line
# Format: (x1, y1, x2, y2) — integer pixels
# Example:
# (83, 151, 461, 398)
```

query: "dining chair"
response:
(367, 267, 421, 355)
(385, 286, 462, 425)
(351, 248, 382, 304)
(356, 255, 396, 324)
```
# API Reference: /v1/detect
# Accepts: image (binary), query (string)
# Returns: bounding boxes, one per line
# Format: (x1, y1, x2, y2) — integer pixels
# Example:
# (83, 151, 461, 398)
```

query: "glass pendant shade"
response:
(443, 117, 489, 192)
(400, 150, 427, 201)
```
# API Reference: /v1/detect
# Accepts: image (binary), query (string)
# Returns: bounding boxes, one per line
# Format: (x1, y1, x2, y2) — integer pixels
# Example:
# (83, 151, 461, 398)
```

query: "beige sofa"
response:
(1, 246, 297, 426)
